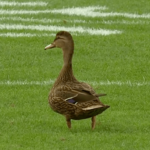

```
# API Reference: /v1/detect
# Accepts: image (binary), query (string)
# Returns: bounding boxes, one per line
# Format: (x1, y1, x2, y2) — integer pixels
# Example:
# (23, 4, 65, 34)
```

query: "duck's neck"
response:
(63, 49, 73, 66)
(55, 47, 77, 83)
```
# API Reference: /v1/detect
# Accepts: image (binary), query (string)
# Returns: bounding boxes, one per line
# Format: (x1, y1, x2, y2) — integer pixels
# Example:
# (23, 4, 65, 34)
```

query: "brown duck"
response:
(45, 31, 109, 129)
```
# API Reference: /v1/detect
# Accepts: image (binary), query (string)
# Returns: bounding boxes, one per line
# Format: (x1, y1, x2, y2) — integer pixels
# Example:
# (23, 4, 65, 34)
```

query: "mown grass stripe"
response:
(0, 80, 149, 86)
(0, 24, 122, 35)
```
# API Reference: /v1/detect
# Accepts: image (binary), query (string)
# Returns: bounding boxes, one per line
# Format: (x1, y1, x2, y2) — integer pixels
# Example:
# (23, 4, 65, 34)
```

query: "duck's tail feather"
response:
(82, 104, 109, 111)
(97, 93, 107, 97)
(78, 105, 110, 119)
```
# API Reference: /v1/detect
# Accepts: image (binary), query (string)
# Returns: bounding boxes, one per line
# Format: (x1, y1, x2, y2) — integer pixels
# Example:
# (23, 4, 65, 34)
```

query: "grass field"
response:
(0, 0, 150, 149)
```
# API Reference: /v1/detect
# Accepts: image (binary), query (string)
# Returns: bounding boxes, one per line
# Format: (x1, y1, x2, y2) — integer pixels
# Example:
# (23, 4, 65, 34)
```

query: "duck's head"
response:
(44, 31, 74, 51)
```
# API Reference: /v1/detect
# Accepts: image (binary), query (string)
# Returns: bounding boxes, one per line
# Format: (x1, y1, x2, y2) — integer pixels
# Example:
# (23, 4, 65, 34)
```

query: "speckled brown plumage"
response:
(45, 31, 110, 129)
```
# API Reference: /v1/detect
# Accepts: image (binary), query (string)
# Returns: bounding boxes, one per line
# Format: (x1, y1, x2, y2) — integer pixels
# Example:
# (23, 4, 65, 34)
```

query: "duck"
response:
(44, 31, 110, 129)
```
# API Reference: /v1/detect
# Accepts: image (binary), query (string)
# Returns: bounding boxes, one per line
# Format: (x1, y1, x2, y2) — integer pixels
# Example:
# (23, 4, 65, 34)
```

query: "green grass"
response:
(0, 0, 150, 149)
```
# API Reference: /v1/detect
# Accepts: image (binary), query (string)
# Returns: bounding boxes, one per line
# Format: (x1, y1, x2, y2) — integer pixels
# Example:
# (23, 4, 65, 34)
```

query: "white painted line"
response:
(0, 33, 55, 37)
(51, 6, 150, 19)
(51, 6, 107, 16)
(89, 81, 150, 87)
(0, 16, 86, 24)
(0, 80, 54, 85)
(1, 17, 149, 26)
(102, 20, 150, 25)
(0, 17, 60, 23)
(0, 80, 149, 87)
(0, 33, 35, 37)
(0, 24, 122, 35)
(0, 10, 54, 15)
(0, 1, 47, 6)
(51, 6, 107, 17)
(0, 6, 150, 19)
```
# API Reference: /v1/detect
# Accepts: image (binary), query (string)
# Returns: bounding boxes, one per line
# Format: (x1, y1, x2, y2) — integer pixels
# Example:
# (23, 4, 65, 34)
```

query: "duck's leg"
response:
(91, 116, 96, 129)
(66, 116, 71, 129)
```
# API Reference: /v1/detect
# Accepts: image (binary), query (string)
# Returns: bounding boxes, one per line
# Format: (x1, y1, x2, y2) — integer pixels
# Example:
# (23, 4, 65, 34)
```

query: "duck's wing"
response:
(55, 82, 106, 103)
(70, 90, 106, 103)
(71, 82, 106, 102)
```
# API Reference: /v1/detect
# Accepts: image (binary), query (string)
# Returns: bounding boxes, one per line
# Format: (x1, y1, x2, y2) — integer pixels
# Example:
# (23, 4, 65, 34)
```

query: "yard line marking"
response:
(51, 6, 107, 16)
(89, 81, 150, 86)
(0, 16, 86, 24)
(0, 1, 47, 6)
(0, 33, 55, 37)
(51, 6, 150, 19)
(0, 80, 149, 87)
(0, 10, 56, 15)
(0, 6, 150, 19)
(1, 17, 149, 25)
(102, 20, 150, 25)
(0, 80, 54, 86)
(0, 24, 122, 35)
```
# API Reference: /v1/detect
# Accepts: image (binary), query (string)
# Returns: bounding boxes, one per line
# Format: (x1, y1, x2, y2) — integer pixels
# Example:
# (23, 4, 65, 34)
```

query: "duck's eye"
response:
(56, 37, 61, 39)
(54, 36, 61, 41)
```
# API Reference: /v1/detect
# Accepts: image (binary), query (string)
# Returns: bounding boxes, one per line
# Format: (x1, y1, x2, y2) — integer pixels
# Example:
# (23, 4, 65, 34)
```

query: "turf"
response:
(0, 0, 150, 149)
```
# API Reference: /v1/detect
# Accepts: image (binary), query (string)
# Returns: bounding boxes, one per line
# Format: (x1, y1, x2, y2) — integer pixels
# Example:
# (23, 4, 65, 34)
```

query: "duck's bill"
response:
(44, 43, 55, 50)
